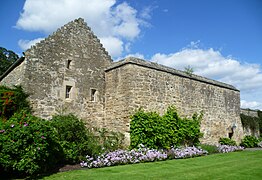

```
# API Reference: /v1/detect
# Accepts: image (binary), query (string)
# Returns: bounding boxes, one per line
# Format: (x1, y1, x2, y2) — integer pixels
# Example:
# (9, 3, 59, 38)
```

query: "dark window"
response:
(65, 86, 72, 99)
(67, 60, 72, 69)
(91, 89, 97, 102)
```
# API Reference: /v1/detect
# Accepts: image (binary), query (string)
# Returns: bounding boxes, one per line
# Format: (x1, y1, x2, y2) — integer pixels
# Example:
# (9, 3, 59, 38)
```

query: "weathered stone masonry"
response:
(0, 18, 244, 145)
(1, 18, 112, 128)
(105, 58, 244, 145)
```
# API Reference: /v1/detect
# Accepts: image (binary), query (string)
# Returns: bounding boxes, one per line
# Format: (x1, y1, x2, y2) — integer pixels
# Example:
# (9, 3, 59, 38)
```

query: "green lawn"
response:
(43, 151, 262, 180)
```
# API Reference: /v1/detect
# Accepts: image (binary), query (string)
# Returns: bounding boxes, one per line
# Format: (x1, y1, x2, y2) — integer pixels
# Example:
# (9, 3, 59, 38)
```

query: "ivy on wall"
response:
(240, 113, 261, 136)
(258, 111, 262, 136)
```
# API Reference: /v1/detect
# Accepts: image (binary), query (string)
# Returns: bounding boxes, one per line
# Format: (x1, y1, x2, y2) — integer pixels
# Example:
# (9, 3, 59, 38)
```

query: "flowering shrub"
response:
(217, 145, 244, 153)
(167, 146, 208, 159)
(80, 145, 167, 168)
(0, 111, 63, 177)
(0, 85, 31, 120)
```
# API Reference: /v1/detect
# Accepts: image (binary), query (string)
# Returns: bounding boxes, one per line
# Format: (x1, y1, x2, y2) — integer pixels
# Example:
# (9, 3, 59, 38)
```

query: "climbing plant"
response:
(130, 106, 203, 149)
(240, 113, 260, 133)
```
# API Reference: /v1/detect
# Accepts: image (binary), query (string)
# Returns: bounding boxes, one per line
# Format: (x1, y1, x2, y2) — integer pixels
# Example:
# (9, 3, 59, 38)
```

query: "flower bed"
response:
(217, 145, 244, 153)
(167, 146, 208, 159)
(80, 146, 208, 168)
(80, 147, 167, 168)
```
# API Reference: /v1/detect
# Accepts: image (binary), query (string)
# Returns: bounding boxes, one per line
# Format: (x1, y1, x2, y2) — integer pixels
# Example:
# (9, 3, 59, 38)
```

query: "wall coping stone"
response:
(105, 57, 239, 91)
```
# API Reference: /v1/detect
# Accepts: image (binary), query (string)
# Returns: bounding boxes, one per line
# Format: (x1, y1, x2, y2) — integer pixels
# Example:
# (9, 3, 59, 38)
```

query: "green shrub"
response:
(51, 114, 100, 163)
(0, 111, 63, 177)
(130, 106, 203, 149)
(0, 85, 31, 120)
(219, 137, 237, 146)
(199, 144, 219, 154)
(51, 114, 125, 163)
(240, 135, 259, 148)
(96, 128, 124, 153)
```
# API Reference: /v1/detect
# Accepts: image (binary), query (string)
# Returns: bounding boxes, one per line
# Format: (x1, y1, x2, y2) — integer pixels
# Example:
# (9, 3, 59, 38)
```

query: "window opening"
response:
(65, 86, 72, 99)
(91, 89, 97, 102)
(66, 60, 72, 69)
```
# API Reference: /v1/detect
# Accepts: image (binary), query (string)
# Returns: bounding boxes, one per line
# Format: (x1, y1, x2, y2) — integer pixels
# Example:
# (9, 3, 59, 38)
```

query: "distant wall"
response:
(1, 60, 26, 86)
(105, 58, 244, 145)
(240, 108, 260, 137)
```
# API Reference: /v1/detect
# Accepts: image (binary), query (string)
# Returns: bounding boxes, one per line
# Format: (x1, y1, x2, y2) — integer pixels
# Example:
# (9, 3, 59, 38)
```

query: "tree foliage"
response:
(0, 47, 19, 76)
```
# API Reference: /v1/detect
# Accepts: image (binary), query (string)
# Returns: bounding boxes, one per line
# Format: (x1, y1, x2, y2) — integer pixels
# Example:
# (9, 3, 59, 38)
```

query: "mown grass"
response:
(42, 151, 262, 180)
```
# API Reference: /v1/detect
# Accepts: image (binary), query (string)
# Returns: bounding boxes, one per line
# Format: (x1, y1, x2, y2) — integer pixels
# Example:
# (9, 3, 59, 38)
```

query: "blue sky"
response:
(1, 0, 262, 109)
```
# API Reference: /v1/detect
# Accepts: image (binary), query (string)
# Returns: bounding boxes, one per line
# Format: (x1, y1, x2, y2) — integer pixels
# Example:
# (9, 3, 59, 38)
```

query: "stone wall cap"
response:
(105, 57, 239, 91)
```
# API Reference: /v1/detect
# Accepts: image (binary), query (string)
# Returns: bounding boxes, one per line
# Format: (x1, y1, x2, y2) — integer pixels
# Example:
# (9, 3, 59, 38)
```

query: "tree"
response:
(0, 47, 19, 76)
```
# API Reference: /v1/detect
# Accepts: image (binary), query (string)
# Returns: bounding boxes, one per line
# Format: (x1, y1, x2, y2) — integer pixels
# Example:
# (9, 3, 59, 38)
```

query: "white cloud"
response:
(16, 0, 151, 58)
(120, 53, 145, 60)
(150, 47, 262, 91)
(18, 38, 44, 50)
(100, 37, 123, 58)
(241, 100, 262, 110)
(149, 42, 262, 110)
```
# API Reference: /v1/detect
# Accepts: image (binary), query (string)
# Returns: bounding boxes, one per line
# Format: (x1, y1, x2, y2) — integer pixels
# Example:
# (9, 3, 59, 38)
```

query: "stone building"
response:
(0, 18, 244, 145)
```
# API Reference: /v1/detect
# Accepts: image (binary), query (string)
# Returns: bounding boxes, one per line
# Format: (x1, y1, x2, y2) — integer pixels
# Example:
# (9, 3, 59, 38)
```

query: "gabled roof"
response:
(105, 57, 239, 91)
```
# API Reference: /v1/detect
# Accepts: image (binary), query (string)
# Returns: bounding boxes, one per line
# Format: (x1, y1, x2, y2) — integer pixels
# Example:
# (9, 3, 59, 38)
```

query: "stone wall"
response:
(1, 59, 26, 85)
(1, 18, 112, 127)
(105, 57, 244, 145)
(240, 108, 260, 137)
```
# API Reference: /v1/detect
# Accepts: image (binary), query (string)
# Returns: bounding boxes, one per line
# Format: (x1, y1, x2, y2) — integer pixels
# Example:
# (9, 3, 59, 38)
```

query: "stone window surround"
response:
(62, 80, 76, 101)
(65, 85, 72, 99)
(90, 88, 98, 102)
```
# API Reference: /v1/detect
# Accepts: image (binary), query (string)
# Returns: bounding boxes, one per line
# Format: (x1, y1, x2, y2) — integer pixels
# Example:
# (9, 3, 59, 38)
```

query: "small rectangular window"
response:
(91, 89, 97, 102)
(65, 86, 72, 99)
(66, 60, 72, 69)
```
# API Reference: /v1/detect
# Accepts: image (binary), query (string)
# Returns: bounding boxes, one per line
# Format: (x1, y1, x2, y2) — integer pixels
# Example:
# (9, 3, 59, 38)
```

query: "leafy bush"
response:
(240, 135, 259, 148)
(217, 145, 244, 153)
(130, 106, 203, 149)
(95, 128, 124, 153)
(0, 85, 31, 120)
(0, 111, 63, 177)
(199, 144, 219, 154)
(51, 114, 100, 163)
(51, 114, 124, 163)
(219, 137, 237, 146)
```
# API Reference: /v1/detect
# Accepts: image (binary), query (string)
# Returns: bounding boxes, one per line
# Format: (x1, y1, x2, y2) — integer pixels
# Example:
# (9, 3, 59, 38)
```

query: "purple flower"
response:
(41, 136, 46, 139)
(0, 129, 5, 133)
(24, 123, 28, 127)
